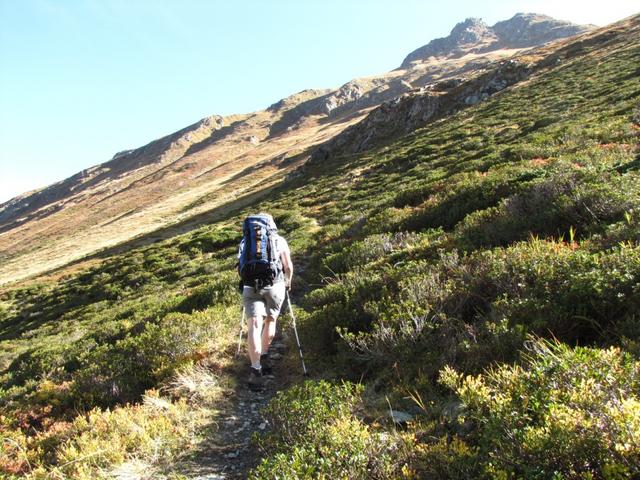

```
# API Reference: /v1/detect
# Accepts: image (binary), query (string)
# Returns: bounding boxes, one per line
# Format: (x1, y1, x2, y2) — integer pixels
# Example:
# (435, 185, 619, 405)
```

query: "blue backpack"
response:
(238, 214, 282, 290)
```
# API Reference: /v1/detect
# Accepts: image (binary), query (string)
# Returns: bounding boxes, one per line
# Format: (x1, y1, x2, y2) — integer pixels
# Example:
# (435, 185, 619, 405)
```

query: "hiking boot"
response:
(247, 366, 264, 391)
(261, 354, 274, 375)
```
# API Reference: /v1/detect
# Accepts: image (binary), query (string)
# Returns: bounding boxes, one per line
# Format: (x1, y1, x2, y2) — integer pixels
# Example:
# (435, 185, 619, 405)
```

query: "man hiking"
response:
(237, 213, 293, 391)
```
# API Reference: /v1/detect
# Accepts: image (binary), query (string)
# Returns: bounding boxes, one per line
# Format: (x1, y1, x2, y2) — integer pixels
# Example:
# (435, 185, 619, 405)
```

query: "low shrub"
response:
(174, 272, 237, 313)
(339, 240, 640, 384)
(322, 232, 419, 274)
(439, 338, 640, 479)
(251, 380, 409, 479)
(457, 168, 640, 248)
(30, 391, 200, 480)
(180, 227, 238, 254)
(303, 269, 393, 353)
(399, 172, 527, 232)
(72, 308, 225, 407)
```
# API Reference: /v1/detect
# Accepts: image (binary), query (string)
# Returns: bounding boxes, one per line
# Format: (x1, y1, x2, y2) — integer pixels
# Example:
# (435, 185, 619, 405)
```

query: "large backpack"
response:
(238, 214, 282, 290)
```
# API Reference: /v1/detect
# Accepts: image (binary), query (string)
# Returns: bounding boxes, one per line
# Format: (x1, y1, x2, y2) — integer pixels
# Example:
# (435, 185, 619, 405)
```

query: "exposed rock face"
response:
(492, 13, 592, 47)
(402, 18, 497, 64)
(312, 17, 632, 163)
(400, 13, 591, 68)
(323, 81, 366, 115)
(312, 60, 533, 161)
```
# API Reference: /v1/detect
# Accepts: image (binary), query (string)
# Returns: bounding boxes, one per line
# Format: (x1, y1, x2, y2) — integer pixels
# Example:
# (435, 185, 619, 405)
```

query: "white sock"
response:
(251, 362, 262, 370)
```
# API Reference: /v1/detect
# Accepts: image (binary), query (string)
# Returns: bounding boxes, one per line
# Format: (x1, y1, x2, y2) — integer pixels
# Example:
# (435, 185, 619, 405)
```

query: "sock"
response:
(251, 362, 262, 371)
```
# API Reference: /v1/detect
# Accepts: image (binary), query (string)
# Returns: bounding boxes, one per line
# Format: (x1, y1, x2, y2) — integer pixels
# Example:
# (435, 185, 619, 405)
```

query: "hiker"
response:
(237, 213, 293, 390)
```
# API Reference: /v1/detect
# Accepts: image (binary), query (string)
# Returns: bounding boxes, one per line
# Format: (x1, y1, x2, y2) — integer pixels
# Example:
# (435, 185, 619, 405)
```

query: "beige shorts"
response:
(242, 282, 286, 320)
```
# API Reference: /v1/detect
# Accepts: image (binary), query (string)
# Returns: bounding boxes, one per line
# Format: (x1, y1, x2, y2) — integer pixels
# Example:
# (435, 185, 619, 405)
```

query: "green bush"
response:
(258, 380, 361, 448)
(303, 269, 393, 353)
(23, 392, 202, 480)
(457, 168, 640, 248)
(399, 172, 527, 232)
(180, 227, 238, 254)
(439, 338, 640, 479)
(174, 272, 237, 313)
(322, 232, 419, 274)
(478, 240, 640, 343)
(72, 309, 222, 407)
(251, 380, 408, 479)
(591, 210, 640, 249)
(339, 240, 640, 383)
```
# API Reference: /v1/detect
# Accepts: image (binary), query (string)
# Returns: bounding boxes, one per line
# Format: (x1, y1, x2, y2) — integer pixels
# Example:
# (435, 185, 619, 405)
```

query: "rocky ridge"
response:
(400, 13, 591, 67)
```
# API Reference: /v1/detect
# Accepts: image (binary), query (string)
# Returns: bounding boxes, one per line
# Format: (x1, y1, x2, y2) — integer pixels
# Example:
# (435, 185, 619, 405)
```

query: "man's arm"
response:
(237, 239, 244, 276)
(281, 241, 293, 288)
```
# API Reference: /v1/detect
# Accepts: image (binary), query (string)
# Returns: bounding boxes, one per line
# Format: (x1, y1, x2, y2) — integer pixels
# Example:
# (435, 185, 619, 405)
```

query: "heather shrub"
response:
(251, 380, 409, 479)
(33, 391, 200, 480)
(477, 241, 640, 342)
(0, 301, 10, 322)
(399, 171, 527, 232)
(273, 209, 307, 232)
(362, 206, 413, 234)
(174, 271, 237, 313)
(322, 232, 419, 274)
(303, 268, 393, 352)
(180, 226, 238, 253)
(439, 338, 640, 479)
(590, 210, 640, 249)
(0, 390, 203, 479)
(72, 307, 225, 407)
(339, 240, 640, 381)
(457, 168, 640, 248)
(410, 436, 481, 479)
(257, 380, 362, 449)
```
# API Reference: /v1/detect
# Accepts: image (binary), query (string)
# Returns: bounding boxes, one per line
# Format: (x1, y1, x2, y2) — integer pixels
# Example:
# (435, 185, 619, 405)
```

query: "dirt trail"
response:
(173, 336, 294, 479)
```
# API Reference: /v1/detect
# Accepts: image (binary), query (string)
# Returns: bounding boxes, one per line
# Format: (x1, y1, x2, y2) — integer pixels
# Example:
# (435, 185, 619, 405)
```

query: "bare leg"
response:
(262, 316, 277, 353)
(247, 315, 264, 366)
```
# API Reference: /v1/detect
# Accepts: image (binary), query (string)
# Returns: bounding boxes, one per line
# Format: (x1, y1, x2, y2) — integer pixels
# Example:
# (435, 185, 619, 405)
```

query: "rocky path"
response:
(172, 338, 291, 480)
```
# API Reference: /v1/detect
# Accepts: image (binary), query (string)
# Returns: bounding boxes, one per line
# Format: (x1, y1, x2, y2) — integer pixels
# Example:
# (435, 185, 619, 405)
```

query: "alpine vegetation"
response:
(1, 12, 639, 480)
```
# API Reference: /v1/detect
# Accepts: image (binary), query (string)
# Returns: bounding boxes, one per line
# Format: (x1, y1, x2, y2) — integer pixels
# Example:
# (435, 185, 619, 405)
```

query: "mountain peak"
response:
(491, 12, 591, 48)
(400, 13, 591, 68)
(449, 17, 492, 44)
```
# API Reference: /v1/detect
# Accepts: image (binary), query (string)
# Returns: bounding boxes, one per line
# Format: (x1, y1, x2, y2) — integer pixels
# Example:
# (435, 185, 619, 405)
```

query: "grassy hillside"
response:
(1, 15, 639, 479)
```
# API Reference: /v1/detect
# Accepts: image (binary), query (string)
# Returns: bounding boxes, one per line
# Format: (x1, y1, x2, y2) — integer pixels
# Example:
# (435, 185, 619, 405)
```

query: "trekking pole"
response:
(236, 306, 245, 356)
(286, 291, 308, 376)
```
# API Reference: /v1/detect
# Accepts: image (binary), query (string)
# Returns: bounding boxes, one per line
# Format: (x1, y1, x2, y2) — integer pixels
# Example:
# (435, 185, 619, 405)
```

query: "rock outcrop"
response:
(401, 18, 497, 65)
(492, 13, 594, 48)
(311, 59, 533, 161)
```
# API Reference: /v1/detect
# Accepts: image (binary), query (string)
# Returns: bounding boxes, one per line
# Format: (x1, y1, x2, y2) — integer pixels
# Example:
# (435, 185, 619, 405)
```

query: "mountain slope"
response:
(0, 13, 592, 286)
(0, 12, 638, 479)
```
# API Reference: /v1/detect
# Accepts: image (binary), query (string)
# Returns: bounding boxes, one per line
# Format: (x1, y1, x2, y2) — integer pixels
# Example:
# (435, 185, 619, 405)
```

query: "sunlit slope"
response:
(0, 14, 638, 479)
(0, 14, 591, 286)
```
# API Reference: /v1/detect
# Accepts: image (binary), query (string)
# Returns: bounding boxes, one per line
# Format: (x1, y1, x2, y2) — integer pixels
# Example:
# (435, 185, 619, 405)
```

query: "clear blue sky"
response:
(0, 0, 637, 203)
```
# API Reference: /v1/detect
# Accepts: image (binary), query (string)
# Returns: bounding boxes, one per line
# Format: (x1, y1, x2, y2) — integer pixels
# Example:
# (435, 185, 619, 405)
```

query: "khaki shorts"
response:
(242, 282, 286, 320)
